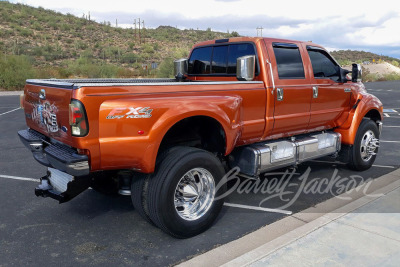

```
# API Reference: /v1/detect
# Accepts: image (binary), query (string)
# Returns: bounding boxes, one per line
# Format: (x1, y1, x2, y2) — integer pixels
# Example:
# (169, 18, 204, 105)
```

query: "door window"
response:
(307, 48, 340, 81)
(272, 43, 305, 79)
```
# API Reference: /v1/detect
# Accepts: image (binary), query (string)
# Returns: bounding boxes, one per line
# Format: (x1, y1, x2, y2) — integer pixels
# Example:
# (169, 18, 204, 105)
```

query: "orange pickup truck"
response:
(18, 37, 383, 238)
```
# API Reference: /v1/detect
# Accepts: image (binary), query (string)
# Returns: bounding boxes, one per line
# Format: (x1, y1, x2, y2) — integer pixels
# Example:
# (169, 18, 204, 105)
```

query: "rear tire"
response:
(131, 173, 153, 224)
(347, 119, 380, 171)
(145, 147, 226, 238)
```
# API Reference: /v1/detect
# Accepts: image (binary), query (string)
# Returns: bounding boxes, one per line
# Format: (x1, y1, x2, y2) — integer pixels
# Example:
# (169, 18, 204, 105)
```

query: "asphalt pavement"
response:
(0, 81, 399, 266)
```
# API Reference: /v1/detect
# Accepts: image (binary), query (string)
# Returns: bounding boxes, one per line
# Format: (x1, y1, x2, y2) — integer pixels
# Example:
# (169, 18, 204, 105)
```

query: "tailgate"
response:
(24, 83, 73, 146)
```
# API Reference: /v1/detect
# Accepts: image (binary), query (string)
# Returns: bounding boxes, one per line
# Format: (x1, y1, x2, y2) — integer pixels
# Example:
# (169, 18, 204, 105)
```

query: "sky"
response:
(10, 0, 400, 58)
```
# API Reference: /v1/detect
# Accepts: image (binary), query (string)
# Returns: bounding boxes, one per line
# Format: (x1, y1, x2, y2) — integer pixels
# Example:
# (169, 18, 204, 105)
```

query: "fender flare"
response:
(335, 95, 383, 145)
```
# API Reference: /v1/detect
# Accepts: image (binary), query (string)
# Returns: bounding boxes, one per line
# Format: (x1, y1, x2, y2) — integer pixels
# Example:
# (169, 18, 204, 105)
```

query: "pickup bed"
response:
(18, 37, 383, 238)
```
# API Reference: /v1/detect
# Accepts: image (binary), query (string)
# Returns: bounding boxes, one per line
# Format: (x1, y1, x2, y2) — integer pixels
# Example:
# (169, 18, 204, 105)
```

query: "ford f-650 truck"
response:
(18, 37, 383, 238)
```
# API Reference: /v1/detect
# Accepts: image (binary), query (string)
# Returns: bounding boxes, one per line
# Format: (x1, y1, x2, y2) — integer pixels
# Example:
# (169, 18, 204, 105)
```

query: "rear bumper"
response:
(18, 129, 90, 176)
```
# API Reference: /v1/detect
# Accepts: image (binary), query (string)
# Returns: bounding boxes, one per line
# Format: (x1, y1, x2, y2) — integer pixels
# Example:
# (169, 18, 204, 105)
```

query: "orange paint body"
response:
(22, 37, 383, 174)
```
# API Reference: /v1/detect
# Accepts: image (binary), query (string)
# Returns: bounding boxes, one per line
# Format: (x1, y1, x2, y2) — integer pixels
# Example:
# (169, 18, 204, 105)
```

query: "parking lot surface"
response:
(0, 81, 399, 266)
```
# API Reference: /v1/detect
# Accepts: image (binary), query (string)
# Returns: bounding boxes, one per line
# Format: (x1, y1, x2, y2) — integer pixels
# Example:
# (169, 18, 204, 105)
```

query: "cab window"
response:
(307, 48, 340, 81)
(188, 46, 212, 74)
(227, 44, 257, 74)
(273, 43, 305, 79)
(188, 43, 258, 75)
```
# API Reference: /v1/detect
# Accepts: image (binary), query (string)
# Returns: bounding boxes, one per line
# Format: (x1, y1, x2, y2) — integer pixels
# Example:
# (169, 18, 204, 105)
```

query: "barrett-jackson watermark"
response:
(215, 167, 383, 212)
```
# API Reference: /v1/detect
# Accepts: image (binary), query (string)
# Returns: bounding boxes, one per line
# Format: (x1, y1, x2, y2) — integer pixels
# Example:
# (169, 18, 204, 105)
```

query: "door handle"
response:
(313, 86, 318, 98)
(277, 88, 284, 101)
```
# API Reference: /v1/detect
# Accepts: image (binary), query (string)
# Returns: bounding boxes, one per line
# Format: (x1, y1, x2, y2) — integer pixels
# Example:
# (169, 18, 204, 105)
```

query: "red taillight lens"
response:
(69, 106, 83, 125)
(69, 100, 89, 136)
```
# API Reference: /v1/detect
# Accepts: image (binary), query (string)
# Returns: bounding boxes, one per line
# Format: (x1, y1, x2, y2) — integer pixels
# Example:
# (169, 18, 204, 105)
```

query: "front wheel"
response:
(348, 119, 380, 171)
(145, 147, 226, 238)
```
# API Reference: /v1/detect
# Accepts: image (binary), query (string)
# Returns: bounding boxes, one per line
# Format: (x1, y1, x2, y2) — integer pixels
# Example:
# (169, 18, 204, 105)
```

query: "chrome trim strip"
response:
(26, 79, 75, 87)
(75, 81, 264, 87)
(266, 60, 276, 93)
(27, 79, 264, 88)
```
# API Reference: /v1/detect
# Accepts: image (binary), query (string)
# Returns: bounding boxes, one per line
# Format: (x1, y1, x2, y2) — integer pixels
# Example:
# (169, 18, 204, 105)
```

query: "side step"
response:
(229, 132, 341, 177)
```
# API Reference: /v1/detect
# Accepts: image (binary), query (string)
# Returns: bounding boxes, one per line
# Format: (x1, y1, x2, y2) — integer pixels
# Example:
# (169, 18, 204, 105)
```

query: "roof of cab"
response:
(192, 37, 324, 50)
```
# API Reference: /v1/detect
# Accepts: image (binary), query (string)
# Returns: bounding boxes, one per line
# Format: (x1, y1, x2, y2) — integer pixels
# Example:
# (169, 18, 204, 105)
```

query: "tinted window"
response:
(188, 43, 257, 75)
(273, 44, 305, 79)
(188, 47, 212, 74)
(308, 49, 340, 80)
(227, 44, 256, 74)
(212, 46, 228, 74)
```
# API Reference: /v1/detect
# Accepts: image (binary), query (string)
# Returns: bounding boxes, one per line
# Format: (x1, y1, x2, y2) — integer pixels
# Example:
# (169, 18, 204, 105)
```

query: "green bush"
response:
(383, 72, 400, 81)
(156, 57, 174, 78)
(0, 55, 36, 90)
(391, 60, 400, 67)
(120, 53, 138, 64)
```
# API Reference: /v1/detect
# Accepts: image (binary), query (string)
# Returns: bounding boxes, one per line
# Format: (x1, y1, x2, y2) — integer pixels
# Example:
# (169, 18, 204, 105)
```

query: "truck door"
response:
(304, 46, 351, 130)
(264, 41, 312, 137)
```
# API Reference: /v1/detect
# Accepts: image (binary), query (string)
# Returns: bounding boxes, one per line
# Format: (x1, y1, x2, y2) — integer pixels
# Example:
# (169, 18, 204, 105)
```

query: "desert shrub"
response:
(32, 21, 43, 31)
(0, 55, 36, 90)
(142, 44, 154, 54)
(156, 57, 174, 78)
(120, 53, 138, 63)
(391, 60, 400, 67)
(156, 48, 188, 78)
(60, 23, 71, 31)
(383, 72, 400, 81)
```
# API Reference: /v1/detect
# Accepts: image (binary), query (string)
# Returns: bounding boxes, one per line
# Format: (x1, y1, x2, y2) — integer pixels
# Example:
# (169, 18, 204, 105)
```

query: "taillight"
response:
(69, 100, 89, 136)
(20, 94, 25, 109)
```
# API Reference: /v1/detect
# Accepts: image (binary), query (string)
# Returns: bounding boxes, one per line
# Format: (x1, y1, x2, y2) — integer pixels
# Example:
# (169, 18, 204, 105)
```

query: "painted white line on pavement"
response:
(371, 165, 396, 169)
(0, 107, 21, 116)
(310, 160, 396, 169)
(310, 160, 345, 165)
(224, 202, 292, 215)
(0, 174, 40, 182)
(380, 140, 400, 143)
(384, 125, 400, 128)
(384, 113, 390, 117)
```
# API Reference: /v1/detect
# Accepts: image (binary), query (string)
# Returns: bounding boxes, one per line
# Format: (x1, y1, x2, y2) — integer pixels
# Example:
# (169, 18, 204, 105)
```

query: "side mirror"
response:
(174, 58, 188, 82)
(339, 68, 350, 83)
(352, 63, 362, 82)
(236, 55, 255, 81)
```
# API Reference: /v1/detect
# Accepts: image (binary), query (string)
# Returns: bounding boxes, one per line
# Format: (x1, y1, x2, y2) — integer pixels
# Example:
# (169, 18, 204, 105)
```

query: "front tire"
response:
(145, 147, 226, 238)
(348, 119, 380, 171)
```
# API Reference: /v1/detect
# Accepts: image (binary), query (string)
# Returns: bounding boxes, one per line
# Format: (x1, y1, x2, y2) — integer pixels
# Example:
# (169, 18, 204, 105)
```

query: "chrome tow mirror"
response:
(236, 55, 255, 81)
(174, 58, 188, 82)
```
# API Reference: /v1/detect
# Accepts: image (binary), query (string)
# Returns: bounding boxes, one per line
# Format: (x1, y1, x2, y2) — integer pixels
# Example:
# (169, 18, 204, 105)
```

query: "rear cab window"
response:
(188, 42, 259, 76)
(272, 43, 305, 79)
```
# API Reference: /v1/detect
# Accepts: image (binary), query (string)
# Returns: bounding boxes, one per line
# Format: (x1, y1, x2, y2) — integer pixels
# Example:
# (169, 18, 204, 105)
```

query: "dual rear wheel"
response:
(131, 147, 226, 238)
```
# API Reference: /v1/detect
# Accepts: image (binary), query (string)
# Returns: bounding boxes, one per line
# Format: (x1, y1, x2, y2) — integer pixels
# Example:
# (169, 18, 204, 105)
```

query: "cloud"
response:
(82, 9, 314, 33)
(9, 0, 400, 58)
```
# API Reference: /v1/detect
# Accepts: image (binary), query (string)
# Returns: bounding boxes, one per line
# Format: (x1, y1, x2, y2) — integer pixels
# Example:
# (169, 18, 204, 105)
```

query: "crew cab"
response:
(18, 37, 383, 238)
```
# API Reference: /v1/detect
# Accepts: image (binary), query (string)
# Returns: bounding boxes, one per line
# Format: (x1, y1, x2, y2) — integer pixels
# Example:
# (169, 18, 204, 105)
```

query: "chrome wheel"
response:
(360, 130, 379, 162)
(174, 168, 215, 221)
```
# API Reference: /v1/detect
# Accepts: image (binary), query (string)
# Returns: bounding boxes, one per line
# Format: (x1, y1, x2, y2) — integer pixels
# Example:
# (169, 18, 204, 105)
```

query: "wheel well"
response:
(159, 116, 226, 156)
(364, 109, 381, 122)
